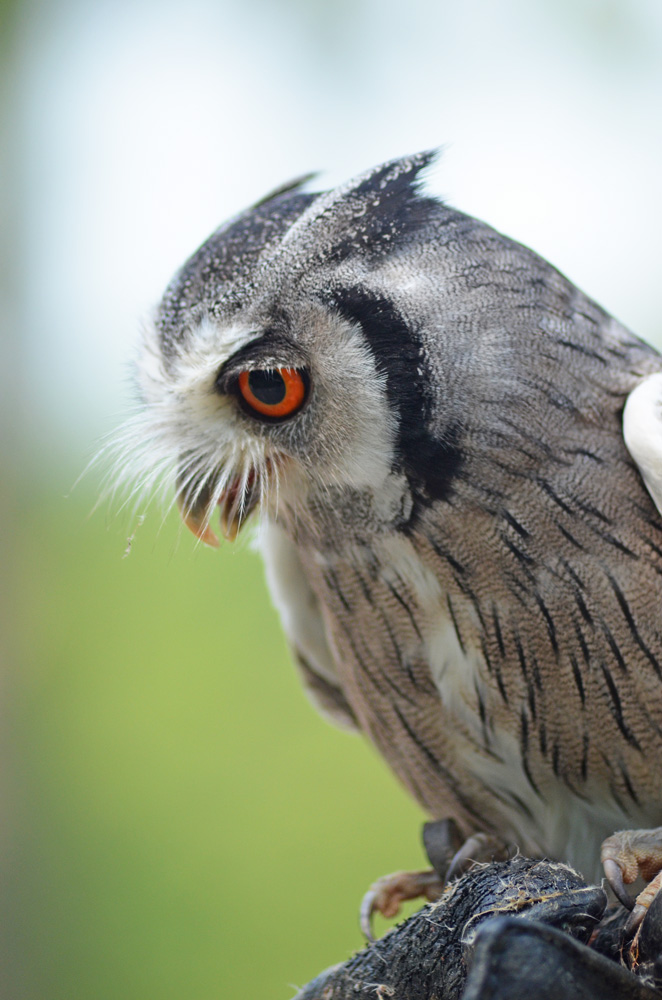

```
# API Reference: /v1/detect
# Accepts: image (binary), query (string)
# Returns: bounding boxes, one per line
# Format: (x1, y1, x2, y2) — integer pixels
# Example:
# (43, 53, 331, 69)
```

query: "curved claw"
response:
(446, 833, 510, 883)
(359, 869, 444, 941)
(602, 858, 636, 911)
(624, 901, 648, 937)
(359, 886, 380, 942)
(626, 869, 662, 941)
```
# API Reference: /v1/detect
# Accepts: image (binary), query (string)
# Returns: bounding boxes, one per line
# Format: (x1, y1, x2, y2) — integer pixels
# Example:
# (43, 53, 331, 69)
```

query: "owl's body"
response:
(131, 153, 662, 882)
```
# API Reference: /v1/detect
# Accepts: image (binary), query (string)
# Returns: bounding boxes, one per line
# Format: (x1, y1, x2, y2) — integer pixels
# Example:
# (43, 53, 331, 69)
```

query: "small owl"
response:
(120, 152, 662, 924)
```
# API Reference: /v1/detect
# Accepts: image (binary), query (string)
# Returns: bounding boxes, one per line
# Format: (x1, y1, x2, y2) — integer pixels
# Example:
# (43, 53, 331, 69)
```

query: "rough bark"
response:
(294, 857, 662, 1000)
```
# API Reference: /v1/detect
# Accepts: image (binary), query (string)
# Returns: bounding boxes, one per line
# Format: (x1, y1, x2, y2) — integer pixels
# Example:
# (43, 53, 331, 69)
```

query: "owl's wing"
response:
(623, 372, 662, 516)
(259, 521, 358, 731)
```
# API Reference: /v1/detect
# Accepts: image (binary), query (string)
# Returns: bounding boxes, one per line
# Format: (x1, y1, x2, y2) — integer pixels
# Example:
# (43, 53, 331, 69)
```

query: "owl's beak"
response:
(176, 469, 221, 547)
(176, 469, 260, 547)
(177, 491, 220, 548)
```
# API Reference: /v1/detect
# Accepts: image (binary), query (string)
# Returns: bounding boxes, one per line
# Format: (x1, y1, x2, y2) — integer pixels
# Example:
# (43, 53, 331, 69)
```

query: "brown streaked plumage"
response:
(116, 152, 662, 917)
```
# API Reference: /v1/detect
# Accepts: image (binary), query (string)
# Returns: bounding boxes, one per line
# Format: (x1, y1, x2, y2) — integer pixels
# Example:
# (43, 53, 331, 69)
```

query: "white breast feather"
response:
(258, 520, 342, 689)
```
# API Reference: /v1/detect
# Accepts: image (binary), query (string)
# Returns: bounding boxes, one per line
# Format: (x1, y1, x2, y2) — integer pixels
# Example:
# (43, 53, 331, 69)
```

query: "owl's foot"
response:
(360, 820, 511, 940)
(359, 869, 445, 941)
(601, 827, 662, 934)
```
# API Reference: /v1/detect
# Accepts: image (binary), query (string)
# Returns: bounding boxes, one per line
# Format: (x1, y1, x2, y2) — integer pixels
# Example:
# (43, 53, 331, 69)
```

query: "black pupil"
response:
(248, 369, 286, 405)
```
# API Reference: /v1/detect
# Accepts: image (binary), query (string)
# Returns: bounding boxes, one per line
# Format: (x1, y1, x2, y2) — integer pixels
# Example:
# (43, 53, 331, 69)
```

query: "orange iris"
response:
(237, 368, 307, 419)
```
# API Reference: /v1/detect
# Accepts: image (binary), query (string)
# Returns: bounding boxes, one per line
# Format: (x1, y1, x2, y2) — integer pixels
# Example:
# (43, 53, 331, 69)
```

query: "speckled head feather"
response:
(155, 150, 440, 356)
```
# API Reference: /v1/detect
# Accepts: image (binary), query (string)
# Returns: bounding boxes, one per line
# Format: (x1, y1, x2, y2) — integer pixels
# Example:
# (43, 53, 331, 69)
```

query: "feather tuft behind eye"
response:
(237, 368, 307, 419)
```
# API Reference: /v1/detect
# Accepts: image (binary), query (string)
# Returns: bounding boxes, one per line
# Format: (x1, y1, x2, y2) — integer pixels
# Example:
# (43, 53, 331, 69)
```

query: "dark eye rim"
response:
(229, 366, 311, 423)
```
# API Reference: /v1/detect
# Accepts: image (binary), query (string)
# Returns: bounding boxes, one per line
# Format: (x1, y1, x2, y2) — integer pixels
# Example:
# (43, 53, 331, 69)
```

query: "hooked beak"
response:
(176, 469, 261, 547)
(177, 489, 220, 547)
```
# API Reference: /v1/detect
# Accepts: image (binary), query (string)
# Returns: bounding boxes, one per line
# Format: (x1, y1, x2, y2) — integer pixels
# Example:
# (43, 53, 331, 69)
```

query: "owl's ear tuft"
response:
(350, 149, 440, 201)
(290, 150, 443, 266)
(341, 150, 442, 254)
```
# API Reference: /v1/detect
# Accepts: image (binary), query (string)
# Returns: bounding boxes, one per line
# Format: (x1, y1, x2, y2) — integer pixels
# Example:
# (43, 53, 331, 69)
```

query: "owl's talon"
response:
(359, 887, 380, 943)
(601, 857, 636, 910)
(624, 901, 649, 937)
(359, 869, 445, 941)
(626, 870, 662, 941)
(601, 827, 662, 926)
(446, 833, 511, 883)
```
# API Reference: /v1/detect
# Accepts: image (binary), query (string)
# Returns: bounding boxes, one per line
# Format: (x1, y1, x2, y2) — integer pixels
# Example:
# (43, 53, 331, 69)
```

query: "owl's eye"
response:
(237, 367, 307, 419)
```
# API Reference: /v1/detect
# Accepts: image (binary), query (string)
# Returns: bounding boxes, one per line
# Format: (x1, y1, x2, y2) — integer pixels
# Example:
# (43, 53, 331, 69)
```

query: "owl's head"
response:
(119, 151, 538, 548)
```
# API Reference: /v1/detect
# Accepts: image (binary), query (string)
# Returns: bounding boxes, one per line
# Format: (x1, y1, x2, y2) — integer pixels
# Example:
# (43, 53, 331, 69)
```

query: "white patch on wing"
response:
(377, 533, 445, 602)
(623, 371, 662, 515)
(377, 534, 488, 721)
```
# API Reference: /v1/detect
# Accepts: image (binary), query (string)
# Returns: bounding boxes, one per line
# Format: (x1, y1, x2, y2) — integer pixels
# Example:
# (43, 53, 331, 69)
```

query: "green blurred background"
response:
(3, 0, 662, 996)
(10, 487, 425, 999)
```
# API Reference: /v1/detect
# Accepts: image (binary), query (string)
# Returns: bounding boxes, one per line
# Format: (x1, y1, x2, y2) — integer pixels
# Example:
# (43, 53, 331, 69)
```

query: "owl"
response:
(120, 152, 662, 928)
